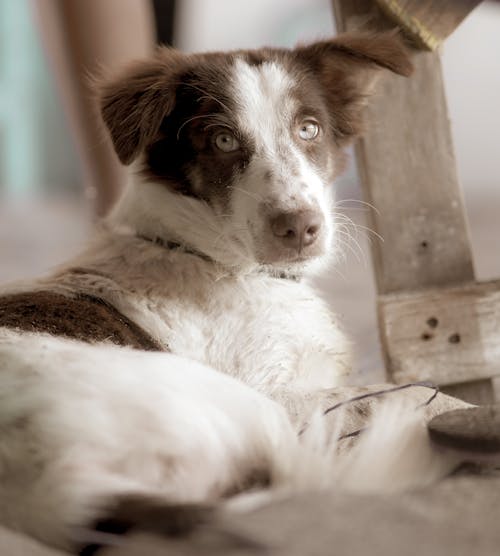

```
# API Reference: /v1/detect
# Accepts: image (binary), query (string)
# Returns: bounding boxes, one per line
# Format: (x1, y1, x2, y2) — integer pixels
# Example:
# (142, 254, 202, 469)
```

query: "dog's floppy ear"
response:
(296, 31, 413, 144)
(99, 50, 184, 165)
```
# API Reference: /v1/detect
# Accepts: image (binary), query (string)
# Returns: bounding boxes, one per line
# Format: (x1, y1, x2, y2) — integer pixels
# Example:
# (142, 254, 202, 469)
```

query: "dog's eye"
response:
(298, 120, 320, 141)
(214, 132, 240, 153)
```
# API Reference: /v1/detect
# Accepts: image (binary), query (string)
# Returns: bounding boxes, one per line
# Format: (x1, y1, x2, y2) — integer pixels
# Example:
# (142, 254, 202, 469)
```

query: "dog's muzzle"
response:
(269, 209, 323, 251)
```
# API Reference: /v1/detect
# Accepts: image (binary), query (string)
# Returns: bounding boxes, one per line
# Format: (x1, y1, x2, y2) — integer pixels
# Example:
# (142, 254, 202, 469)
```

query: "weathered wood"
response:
(332, 0, 495, 403)
(333, 0, 475, 294)
(442, 380, 495, 406)
(375, 0, 483, 50)
(379, 280, 500, 390)
(428, 405, 500, 454)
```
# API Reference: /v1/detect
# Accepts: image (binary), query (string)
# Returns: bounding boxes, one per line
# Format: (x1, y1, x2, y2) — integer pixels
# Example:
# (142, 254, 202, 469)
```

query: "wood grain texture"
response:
(332, 0, 495, 403)
(379, 280, 500, 390)
(442, 380, 495, 406)
(375, 0, 482, 50)
(333, 0, 475, 294)
(428, 405, 500, 452)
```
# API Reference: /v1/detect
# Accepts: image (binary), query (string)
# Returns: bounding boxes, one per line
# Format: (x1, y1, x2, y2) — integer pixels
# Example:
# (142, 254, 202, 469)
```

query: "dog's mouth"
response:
(253, 237, 328, 267)
(254, 249, 327, 280)
(257, 253, 323, 268)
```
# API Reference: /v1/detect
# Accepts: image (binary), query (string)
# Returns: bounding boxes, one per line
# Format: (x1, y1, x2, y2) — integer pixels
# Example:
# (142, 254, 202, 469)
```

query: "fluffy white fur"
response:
(0, 329, 297, 547)
(0, 52, 469, 553)
(0, 329, 463, 551)
(9, 179, 349, 396)
(229, 60, 336, 271)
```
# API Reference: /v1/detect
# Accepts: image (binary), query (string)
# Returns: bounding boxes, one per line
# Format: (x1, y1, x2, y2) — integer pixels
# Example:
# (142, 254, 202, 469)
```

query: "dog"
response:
(0, 32, 469, 554)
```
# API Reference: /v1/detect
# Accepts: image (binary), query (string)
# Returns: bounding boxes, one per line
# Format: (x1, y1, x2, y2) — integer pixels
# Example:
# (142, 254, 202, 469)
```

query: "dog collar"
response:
(136, 234, 213, 262)
(136, 234, 301, 282)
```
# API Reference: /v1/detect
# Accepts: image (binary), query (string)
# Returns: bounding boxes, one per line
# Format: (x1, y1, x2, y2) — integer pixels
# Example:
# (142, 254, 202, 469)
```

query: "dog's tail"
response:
(294, 400, 461, 494)
(224, 390, 466, 520)
(72, 395, 466, 555)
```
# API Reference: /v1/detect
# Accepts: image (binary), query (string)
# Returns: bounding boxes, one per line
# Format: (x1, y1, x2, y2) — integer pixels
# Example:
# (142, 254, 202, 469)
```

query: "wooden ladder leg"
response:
(331, 0, 495, 405)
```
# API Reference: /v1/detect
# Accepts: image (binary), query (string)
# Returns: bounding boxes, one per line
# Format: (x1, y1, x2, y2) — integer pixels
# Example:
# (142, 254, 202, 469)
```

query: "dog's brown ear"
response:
(99, 50, 183, 165)
(296, 32, 413, 144)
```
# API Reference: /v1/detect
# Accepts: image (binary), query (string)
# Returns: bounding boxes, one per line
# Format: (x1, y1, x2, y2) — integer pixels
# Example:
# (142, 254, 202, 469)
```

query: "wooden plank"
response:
(442, 381, 496, 406)
(375, 0, 483, 50)
(333, 0, 475, 295)
(428, 405, 500, 454)
(379, 280, 500, 390)
(332, 0, 495, 403)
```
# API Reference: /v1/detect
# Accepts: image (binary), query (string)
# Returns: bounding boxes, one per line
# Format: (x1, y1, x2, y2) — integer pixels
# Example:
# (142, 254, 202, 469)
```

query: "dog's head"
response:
(101, 33, 412, 275)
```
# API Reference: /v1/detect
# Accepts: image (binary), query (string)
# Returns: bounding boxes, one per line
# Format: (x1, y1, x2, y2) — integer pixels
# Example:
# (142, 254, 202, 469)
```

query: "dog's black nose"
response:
(270, 210, 322, 250)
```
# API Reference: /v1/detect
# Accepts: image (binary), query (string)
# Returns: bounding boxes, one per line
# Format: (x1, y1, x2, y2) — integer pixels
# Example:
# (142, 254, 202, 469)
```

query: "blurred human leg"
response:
(33, 0, 156, 216)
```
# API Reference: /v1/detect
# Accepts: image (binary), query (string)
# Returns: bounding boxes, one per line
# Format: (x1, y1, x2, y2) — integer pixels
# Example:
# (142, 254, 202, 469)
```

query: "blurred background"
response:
(0, 0, 499, 380)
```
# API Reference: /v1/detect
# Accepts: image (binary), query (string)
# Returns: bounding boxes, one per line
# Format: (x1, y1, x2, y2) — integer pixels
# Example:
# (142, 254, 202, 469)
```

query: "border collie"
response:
(0, 32, 467, 554)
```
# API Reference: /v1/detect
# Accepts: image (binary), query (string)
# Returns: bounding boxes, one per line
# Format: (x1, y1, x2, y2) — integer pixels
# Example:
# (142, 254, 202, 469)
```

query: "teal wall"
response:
(0, 0, 80, 196)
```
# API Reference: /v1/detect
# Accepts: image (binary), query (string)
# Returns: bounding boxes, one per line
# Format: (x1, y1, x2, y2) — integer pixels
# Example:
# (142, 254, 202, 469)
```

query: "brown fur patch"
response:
(94, 494, 213, 537)
(295, 31, 413, 145)
(0, 291, 163, 351)
(80, 494, 264, 554)
(79, 496, 213, 555)
(142, 79, 248, 205)
(99, 50, 186, 165)
(99, 33, 412, 198)
(222, 466, 272, 498)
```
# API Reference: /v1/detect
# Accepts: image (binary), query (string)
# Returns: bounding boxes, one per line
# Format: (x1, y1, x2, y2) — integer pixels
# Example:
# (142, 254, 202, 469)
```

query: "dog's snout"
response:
(270, 210, 322, 250)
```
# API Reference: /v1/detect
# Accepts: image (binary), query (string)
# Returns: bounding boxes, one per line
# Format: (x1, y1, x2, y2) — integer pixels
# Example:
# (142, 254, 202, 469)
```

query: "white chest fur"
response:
(49, 232, 350, 396)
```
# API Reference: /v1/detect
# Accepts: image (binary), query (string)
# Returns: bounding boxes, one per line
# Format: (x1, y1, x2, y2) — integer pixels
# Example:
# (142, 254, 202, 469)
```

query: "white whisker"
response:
(182, 82, 231, 113)
(336, 234, 363, 265)
(176, 112, 234, 140)
(176, 114, 210, 140)
(332, 210, 384, 244)
(334, 198, 381, 216)
(352, 224, 384, 243)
